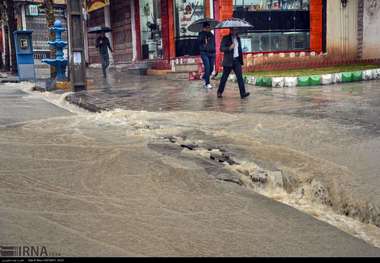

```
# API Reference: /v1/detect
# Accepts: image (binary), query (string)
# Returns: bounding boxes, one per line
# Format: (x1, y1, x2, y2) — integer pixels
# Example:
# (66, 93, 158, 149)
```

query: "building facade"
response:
(84, 0, 380, 72)
(13, 0, 67, 60)
(0, 0, 67, 72)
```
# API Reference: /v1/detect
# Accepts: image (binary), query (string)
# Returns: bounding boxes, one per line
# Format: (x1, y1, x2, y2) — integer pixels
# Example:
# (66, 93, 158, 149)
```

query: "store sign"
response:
(27, 5, 39, 17)
(86, 0, 110, 13)
(30, 0, 66, 4)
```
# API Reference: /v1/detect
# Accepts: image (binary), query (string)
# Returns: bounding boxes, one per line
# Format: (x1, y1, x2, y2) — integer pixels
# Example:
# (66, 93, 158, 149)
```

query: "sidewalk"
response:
(67, 69, 380, 135)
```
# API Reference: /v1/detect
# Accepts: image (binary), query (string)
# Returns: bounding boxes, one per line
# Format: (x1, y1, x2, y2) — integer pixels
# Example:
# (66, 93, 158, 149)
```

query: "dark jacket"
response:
(220, 34, 244, 67)
(198, 31, 216, 55)
(96, 36, 112, 55)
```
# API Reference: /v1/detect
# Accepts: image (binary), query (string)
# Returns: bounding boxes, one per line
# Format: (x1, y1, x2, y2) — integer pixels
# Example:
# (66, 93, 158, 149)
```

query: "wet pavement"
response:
(75, 69, 380, 135)
(1, 83, 380, 256)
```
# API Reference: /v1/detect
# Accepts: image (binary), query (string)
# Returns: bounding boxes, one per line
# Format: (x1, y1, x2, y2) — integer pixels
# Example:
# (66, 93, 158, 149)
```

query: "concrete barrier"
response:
(298, 76, 310, 87)
(247, 76, 256, 85)
(262, 77, 272, 87)
(272, 77, 285, 88)
(352, 71, 363, 82)
(342, 72, 353, 83)
(284, 77, 298, 87)
(363, 70, 374, 80)
(229, 74, 237, 82)
(333, 73, 343, 83)
(242, 68, 380, 88)
(310, 75, 321, 85)
(373, 69, 380, 79)
(321, 74, 333, 85)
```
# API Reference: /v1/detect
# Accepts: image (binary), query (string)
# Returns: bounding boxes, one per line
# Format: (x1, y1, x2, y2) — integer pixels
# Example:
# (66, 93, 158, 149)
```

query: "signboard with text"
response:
(86, 0, 110, 13)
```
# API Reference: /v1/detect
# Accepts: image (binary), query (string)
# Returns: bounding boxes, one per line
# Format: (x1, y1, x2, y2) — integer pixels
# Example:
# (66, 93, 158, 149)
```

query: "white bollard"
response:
(363, 70, 373, 80)
(228, 74, 237, 82)
(247, 76, 256, 85)
(284, 77, 298, 87)
(321, 74, 333, 85)
(333, 73, 342, 83)
(272, 77, 285, 88)
(373, 69, 380, 79)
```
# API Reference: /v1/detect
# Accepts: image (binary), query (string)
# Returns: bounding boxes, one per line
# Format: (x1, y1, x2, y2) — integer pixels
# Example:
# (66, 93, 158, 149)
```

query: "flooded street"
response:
(1, 75, 380, 256)
(72, 70, 380, 222)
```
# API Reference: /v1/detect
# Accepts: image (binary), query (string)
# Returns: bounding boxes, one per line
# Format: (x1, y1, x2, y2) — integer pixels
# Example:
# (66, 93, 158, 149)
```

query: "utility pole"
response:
(67, 0, 86, 92)
(43, 0, 57, 79)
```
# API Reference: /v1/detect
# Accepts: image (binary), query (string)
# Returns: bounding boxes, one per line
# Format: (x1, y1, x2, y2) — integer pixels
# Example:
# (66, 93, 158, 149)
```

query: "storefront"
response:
(233, 0, 310, 53)
(142, 0, 322, 69)
(133, 0, 209, 60)
(138, 0, 164, 59)
(85, 0, 324, 71)
(174, 0, 206, 56)
(86, 0, 133, 64)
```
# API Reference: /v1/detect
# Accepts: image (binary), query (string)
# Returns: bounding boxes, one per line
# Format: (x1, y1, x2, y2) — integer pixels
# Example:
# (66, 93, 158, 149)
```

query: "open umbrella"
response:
(88, 26, 112, 34)
(187, 17, 220, 33)
(215, 18, 253, 29)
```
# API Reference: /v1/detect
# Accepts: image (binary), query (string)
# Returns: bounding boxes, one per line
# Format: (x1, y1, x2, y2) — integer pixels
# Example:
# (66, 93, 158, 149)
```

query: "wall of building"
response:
(87, 8, 105, 64)
(326, 0, 358, 60)
(362, 0, 380, 59)
(110, 0, 133, 63)
(310, 0, 323, 53)
(87, 0, 133, 64)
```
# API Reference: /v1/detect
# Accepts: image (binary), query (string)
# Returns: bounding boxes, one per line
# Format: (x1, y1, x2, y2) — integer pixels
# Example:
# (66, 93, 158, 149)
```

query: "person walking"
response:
(96, 32, 113, 78)
(198, 22, 216, 89)
(217, 28, 250, 99)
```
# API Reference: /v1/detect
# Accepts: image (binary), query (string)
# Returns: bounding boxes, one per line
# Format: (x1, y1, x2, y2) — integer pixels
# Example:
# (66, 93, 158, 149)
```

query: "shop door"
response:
(174, 0, 205, 57)
(111, 0, 133, 63)
(140, 0, 163, 59)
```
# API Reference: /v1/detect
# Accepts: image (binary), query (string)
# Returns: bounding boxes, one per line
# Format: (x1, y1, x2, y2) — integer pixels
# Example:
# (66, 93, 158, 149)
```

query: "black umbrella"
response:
(187, 17, 220, 33)
(88, 26, 112, 34)
(215, 18, 253, 29)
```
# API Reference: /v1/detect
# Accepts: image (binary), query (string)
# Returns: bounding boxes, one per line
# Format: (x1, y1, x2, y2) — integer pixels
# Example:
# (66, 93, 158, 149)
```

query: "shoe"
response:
(206, 84, 213, 89)
(217, 92, 223, 98)
(211, 72, 219, 80)
(241, 92, 250, 99)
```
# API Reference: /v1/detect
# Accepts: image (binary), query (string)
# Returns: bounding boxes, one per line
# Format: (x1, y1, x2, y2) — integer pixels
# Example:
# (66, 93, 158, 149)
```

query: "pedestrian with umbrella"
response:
(215, 18, 253, 99)
(89, 26, 113, 78)
(188, 18, 219, 89)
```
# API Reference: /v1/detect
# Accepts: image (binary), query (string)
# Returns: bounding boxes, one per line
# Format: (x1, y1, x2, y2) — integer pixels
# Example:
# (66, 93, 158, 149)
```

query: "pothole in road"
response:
(160, 134, 380, 248)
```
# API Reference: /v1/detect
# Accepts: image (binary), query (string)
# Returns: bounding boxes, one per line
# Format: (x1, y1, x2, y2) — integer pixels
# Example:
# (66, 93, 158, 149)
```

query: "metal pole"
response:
(67, 0, 86, 92)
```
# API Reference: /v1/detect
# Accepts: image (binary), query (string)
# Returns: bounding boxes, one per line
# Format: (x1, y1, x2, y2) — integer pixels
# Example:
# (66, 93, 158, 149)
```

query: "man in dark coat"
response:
(96, 32, 113, 78)
(198, 22, 216, 89)
(217, 28, 250, 99)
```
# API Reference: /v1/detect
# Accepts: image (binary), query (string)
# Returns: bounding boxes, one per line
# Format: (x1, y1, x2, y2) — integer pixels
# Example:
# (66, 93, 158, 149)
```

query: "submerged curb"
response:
(218, 68, 380, 88)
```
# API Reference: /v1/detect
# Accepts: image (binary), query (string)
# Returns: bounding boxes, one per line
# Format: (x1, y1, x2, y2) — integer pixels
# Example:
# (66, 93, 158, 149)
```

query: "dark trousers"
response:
(218, 59, 247, 97)
(200, 52, 215, 85)
(100, 53, 110, 78)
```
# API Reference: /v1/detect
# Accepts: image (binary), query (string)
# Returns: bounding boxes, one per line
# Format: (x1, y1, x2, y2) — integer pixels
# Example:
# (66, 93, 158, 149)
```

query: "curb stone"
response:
(236, 68, 380, 88)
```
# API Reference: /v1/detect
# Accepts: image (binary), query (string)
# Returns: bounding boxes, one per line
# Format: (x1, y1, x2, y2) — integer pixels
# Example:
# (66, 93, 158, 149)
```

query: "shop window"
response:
(233, 0, 310, 53)
(233, 0, 309, 11)
(174, 0, 205, 57)
(240, 31, 309, 52)
(174, 0, 205, 37)
(140, 0, 163, 59)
